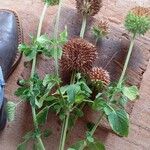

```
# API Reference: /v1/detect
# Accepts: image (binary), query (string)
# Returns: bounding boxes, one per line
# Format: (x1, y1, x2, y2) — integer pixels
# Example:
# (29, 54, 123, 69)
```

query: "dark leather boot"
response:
(0, 9, 22, 130)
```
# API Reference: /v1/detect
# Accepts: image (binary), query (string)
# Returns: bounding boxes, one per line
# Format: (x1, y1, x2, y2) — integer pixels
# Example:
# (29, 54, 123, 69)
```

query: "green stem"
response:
(90, 113, 104, 136)
(95, 37, 99, 46)
(109, 34, 136, 102)
(80, 15, 87, 38)
(59, 118, 66, 150)
(117, 34, 136, 88)
(30, 3, 48, 150)
(53, 0, 63, 75)
(60, 113, 70, 150)
(80, 113, 104, 150)
(37, 3, 48, 38)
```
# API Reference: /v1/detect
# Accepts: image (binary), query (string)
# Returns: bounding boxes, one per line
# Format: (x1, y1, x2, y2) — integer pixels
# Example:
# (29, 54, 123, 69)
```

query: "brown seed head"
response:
(89, 67, 110, 86)
(93, 20, 109, 37)
(60, 38, 97, 73)
(131, 6, 150, 17)
(76, 0, 102, 16)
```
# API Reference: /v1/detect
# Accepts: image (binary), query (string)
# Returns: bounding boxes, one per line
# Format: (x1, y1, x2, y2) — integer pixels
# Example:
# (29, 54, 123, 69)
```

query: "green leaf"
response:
(43, 128, 52, 138)
(17, 141, 27, 150)
(17, 131, 34, 150)
(68, 140, 86, 150)
(122, 86, 139, 101)
(6, 101, 16, 122)
(59, 26, 68, 45)
(67, 84, 80, 103)
(87, 139, 105, 150)
(92, 99, 107, 112)
(36, 35, 49, 45)
(44, 0, 59, 6)
(108, 109, 129, 136)
(37, 106, 49, 125)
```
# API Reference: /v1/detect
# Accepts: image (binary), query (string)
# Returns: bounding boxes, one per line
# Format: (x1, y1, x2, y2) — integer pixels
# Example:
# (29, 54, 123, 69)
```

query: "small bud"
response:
(92, 20, 108, 38)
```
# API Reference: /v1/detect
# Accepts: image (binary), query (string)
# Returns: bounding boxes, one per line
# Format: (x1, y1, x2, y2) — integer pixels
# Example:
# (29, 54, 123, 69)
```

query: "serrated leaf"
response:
(36, 35, 49, 45)
(67, 84, 80, 103)
(87, 139, 105, 150)
(37, 106, 49, 125)
(92, 99, 107, 112)
(122, 86, 139, 101)
(108, 109, 129, 137)
(68, 140, 86, 150)
(6, 101, 16, 122)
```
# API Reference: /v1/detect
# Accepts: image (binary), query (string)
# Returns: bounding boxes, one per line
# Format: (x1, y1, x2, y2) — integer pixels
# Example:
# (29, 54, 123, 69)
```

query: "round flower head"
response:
(93, 20, 108, 38)
(60, 38, 97, 73)
(125, 6, 150, 35)
(76, 0, 102, 17)
(89, 67, 110, 86)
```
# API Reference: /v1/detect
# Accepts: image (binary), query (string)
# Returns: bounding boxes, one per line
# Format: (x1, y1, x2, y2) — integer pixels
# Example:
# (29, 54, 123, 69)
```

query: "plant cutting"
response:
(76, 0, 102, 38)
(69, 6, 150, 150)
(6, 0, 64, 149)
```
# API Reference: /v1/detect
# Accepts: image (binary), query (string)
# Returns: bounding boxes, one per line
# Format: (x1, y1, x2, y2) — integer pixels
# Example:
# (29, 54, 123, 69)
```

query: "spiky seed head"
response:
(89, 67, 110, 86)
(93, 20, 109, 38)
(125, 6, 150, 35)
(76, 0, 102, 17)
(60, 38, 97, 73)
(131, 6, 150, 17)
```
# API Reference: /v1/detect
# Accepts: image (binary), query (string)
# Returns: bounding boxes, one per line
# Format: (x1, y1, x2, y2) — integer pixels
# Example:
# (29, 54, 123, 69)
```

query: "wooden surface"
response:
(0, 0, 150, 150)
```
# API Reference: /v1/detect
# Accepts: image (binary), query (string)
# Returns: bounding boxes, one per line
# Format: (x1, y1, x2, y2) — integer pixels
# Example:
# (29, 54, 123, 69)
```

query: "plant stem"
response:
(80, 15, 87, 38)
(117, 34, 136, 88)
(80, 113, 104, 150)
(59, 118, 66, 150)
(32, 107, 45, 150)
(53, 0, 63, 75)
(90, 113, 105, 136)
(37, 3, 48, 38)
(59, 113, 70, 150)
(30, 3, 48, 150)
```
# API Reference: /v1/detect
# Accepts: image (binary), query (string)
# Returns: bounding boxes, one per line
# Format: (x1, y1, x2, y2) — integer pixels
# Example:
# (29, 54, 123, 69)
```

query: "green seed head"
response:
(125, 6, 150, 35)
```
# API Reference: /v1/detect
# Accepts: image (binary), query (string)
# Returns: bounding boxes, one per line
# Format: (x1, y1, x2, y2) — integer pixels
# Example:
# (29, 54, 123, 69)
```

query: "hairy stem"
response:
(110, 33, 136, 102)
(80, 15, 87, 38)
(117, 34, 136, 88)
(30, 3, 48, 150)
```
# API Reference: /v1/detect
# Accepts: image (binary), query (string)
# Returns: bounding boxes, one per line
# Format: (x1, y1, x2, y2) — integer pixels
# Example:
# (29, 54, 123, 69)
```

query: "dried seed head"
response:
(89, 67, 110, 86)
(93, 20, 109, 38)
(131, 6, 150, 17)
(125, 6, 150, 35)
(60, 38, 97, 73)
(76, 0, 102, 16)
